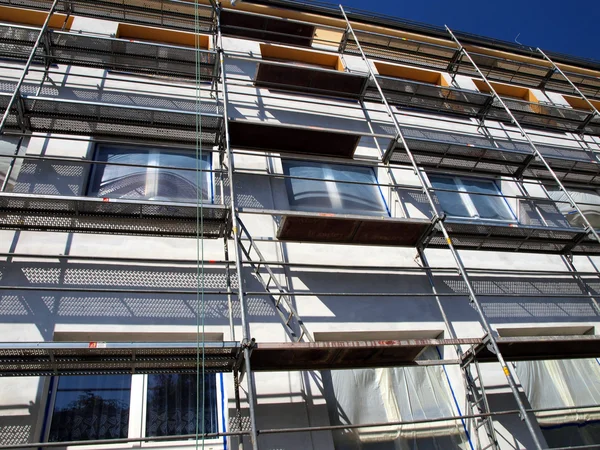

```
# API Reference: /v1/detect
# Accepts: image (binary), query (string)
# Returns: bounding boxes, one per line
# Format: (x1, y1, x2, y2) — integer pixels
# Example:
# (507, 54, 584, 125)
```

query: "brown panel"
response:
(255, 63, 367, 99)
(472, 336, 600, 362)
(228, 122, 360, 158)
(277, 214, 431, 246)
(251, 341, 428, 371)
(277, 215, 360, 242)
(353, 219, 430, 246)
(221, 10, 314, 47)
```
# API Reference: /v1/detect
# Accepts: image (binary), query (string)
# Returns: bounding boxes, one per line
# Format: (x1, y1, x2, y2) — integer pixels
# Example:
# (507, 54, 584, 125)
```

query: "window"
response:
(323, 347, 468, 449)
(88, 145, 212, 204)
(48, 373, 221, 442)
(282, 160, 388, 217)
(429, 174, 515, 222)
(546, 186, 600, 229)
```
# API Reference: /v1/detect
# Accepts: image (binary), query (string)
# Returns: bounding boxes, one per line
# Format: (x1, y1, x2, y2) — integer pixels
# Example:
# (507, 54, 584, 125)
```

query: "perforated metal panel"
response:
(0, 0, 214, 33)
(424, 219, 599, 254)
(365, 76, 491, 117)
(0, 342, 239, 376)
(0, 194, 229, 238)
(0, 25, 218, 80)
(0, 93, 223, 144)
(342, 29, 457, 71)
(484, 98, 592, 133)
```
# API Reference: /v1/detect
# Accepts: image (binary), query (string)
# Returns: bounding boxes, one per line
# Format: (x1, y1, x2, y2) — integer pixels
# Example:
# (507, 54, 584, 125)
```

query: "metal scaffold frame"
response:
(1, 1, 600, 450)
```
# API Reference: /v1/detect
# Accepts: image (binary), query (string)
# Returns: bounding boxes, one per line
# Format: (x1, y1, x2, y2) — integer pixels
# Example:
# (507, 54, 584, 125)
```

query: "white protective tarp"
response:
(547, 188, 600, 228)
(324, 348, 467, 449)
(515, 358, 600, 426)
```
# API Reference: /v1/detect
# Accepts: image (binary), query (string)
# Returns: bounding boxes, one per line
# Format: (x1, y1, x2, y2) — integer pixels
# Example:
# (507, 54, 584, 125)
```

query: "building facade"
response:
(1, 0, 600, 449)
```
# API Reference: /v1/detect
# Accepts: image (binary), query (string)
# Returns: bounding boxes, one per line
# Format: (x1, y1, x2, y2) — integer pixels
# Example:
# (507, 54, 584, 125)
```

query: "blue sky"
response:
(339, 0, 600, 62)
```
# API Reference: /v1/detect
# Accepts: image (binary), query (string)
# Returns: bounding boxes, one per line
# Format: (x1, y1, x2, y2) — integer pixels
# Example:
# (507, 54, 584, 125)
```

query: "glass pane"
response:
(49, 375, 131, 442)
(283, 162, 333, 212)
(463, 179, 513, 221)
(90, 146, 211, 204)
(146, 373, 218, 437)
(429, 176, 471, 218)
(327, 164, 387, 216)
(283, 161, 387, 216)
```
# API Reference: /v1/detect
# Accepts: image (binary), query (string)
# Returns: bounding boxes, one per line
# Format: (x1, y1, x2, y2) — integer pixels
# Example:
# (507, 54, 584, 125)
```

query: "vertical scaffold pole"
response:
(339, 6, 544, 448)
(0, 0, 59, 134)
(216, 6, 260, 450)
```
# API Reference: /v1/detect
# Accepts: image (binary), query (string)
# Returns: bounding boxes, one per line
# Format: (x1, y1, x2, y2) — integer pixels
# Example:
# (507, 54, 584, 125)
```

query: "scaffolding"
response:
(0, 1, 600, 450)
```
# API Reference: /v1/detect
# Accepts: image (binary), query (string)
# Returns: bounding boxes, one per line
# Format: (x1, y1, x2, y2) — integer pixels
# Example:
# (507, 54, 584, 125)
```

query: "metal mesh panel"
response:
(456, 52, 551, 88)
(343, 30, 457, 71)
(49, 31, 217, 80)
(0, 0, 214, 33)
(0, 195, 228, 238)
(0, 344, 238, 376)
(424, 220, 595, 254)
(367, 76, 491, 117)
(485, 98, 591, 133)
(546, 71, 600, 100)
(0, 24, 45, 62)
(6, 96, 223, 144)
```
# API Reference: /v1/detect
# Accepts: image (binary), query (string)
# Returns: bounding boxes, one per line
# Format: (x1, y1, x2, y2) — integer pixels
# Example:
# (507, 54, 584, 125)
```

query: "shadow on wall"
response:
(0, 260, 285, 340)
(0, 409, 35, 445)
(0, 261, 598, 340)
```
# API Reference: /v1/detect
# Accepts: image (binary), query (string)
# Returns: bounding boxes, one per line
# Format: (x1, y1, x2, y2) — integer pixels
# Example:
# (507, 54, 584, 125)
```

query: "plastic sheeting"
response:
(547, 188, 600, 228)
(515, 358, 600, 426)
(323, 348, 468, 450)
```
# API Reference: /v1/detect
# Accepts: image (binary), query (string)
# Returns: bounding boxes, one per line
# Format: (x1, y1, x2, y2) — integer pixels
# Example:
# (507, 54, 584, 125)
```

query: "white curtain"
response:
(547, 188, 600, 228)
(324, 347, 467, 449)
(515, 358, 600, 426)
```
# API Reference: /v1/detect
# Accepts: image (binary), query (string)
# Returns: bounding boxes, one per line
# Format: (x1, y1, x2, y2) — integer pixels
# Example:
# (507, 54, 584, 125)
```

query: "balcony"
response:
(0, 23, 218, 80)
(254, 43, 368, 99)
(0, 193, 229, 238)
(364, 62, 492, 118)
(0, 0, 215, 33)
(0, 88, 223, 145)
(339, 28, 458, 71)
(385, 126, 600, 185)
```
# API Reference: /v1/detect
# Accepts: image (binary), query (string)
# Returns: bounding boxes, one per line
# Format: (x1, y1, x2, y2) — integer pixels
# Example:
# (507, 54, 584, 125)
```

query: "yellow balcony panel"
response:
(116, 23, 209, 49)
(0, 5, 73, 30)
(374, 61, 449, 86)
(473, 79, 538, 102)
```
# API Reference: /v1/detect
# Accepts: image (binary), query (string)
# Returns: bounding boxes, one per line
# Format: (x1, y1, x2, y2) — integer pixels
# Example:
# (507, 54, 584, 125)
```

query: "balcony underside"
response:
(0, 194, 229, 238)
(424, 220, 599, 255)
(228, 121, 361, 159)
(0, 24, 218, 80)
(386, 128, 600, 185)
(365, 76, 492, 118)
(467, 335, 600, 363)
(0, 93, 222, 145)
(276, 213, 431, 246)
(0, 0, 215, 33)
(221, 10, 314, 47)
(255, 62, 368, 99)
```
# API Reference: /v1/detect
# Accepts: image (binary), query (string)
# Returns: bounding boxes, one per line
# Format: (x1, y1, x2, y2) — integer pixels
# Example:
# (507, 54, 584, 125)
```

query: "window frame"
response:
(280, 158, 390, 218)
(44, 372, 227, 448)
(87, 144, 214, 205)
(427, 173, 517, 223)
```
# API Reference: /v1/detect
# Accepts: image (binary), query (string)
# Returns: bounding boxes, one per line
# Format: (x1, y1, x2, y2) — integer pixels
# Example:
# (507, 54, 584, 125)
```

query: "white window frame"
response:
(88, 144, 214, 205)
(279, 158, 390, 217)
(428, 174, 516, 223)
(44, 372, 227, 449)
